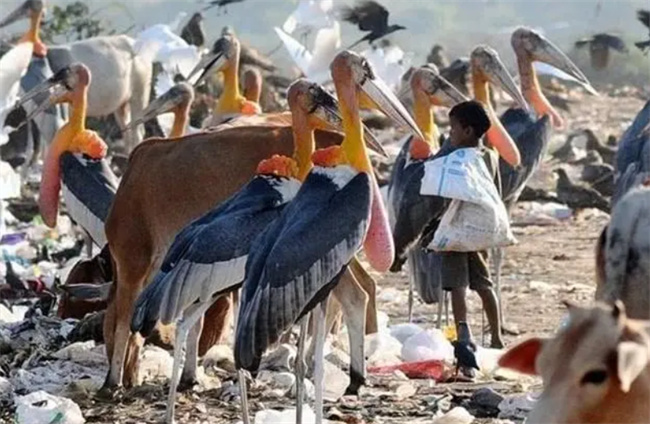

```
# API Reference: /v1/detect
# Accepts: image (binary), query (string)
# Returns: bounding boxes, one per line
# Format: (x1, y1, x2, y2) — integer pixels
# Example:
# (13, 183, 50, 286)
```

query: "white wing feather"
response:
(309, 21, 340, 82)
(274, 27, 313, 76)
(282, 0, 333, 34)
(0, 42, 33, 146)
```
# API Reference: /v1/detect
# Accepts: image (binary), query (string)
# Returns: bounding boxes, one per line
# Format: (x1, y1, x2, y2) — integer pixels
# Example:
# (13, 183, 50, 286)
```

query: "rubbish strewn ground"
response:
(0, 86, 647, 423)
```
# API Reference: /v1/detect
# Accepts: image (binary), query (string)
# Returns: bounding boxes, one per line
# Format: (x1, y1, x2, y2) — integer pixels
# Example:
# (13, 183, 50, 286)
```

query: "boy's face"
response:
(449, 116, 475, 147)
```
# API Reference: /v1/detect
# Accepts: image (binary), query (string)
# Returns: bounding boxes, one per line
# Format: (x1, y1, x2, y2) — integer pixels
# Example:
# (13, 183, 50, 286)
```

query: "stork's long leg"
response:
(239, 369, 250, 424)
(313, 299, 328, 424)
(166, 301, 212, 424)
(295, 316, 309, 424)
(436, 284, 443, 329)
(407, 256, 415, 323)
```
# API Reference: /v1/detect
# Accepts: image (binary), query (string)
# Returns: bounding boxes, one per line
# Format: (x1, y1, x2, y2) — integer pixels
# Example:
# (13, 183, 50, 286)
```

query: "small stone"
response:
(290, 378, 315, 400)
(394, 382, 417, 400)
(202, 344, 235, 372)
(259, 344, 296, 372)
(471, 387, 504, 410)
(195, 402, 207, 414)
(0, 376, 13, 401)
(256, 370, 296, 393)
(323, 360, 349, 401)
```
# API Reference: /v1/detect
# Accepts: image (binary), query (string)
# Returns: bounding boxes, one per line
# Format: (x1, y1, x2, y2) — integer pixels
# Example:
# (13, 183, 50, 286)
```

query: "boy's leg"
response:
(469, 251, 504, 348)
(441, 252, 473, 337)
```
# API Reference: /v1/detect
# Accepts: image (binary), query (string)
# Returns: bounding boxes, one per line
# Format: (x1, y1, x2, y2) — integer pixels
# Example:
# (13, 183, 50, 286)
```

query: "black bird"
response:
(180, 12, 205, 48)
(575, 33, 628, 69)
(583, 129, 617, 165)
(341, 1, 406, 49)
(49, 238, 86, 264)
(4, 261, 25, 293)
(554, 168, 610, 213)
(427, 44, 449, 68)
(440, 58, 471, 97)
(635, 10, 650, 53)
(203, 0, 245, 14)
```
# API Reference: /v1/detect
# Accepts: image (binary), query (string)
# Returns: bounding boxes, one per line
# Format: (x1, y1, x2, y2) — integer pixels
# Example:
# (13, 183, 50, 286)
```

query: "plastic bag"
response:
(420, 148, 516, 252)
(15, 391, 85, 424)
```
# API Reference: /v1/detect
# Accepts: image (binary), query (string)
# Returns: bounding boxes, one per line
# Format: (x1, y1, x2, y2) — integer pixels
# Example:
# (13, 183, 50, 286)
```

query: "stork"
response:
(492, 28, 596, 326)
(235, 50, 423, 424)
(0, 0, 153, 152)
(130, 79, 383, 424)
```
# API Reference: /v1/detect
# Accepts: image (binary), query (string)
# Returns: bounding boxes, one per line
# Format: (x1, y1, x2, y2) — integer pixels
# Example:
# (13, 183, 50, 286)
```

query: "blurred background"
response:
(1, 0, 648, 88)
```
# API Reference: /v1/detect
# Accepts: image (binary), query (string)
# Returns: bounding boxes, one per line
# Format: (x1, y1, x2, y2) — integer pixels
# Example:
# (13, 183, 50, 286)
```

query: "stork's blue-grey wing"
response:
(387, 135, 411, 226)
(60, 153, 118, 246)
(391, 158, 446, 266)
(499, 113, 552, 205)
(131, 175, 300, 337)
(613, 101, 650, 204)
(500, 107, 537, 140)
(235, 167, 372, 372)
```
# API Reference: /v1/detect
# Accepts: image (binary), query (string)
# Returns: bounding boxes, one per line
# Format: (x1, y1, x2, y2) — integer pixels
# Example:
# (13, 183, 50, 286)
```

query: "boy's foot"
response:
(460, 366, 476, 379)
(490, 338, 504, 349)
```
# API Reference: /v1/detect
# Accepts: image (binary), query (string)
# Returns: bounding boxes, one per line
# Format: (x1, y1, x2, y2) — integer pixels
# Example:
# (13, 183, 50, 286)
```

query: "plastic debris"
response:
(432, 406, 474, 424)
(52, 341, 106, 366)
(15, 391, 85, 424)
(401, 329, 454, 363)
(250, 405, 331, 424)
(368, 359, 446, 380)
(389, 323, 425, 344)
(139, 345, 173, 381)
(498, 392, 539, 420)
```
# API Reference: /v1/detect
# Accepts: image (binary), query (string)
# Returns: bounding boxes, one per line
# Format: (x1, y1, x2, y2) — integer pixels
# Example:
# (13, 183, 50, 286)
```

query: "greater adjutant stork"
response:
(386, 65, 467, 319)
(190, 34, 262, 127)
(18, 64, 115, 246)
(0, 0, 153, 151)
(130, 79, 383, 424)
(492, 28, 596, 321)
(391, 45, 528, 270)
(235, 50, 423, 424)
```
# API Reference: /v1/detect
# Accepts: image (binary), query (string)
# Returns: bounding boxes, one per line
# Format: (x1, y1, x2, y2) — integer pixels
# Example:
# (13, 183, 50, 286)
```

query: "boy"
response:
(436, 101, 504, 365)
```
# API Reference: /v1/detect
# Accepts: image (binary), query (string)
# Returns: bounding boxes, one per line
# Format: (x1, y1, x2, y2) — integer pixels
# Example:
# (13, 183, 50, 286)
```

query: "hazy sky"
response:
(1, 0, 648, 74)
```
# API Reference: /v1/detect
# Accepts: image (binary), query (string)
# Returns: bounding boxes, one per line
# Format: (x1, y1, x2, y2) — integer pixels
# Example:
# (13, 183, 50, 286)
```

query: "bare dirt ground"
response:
(2, 88, 647, 424)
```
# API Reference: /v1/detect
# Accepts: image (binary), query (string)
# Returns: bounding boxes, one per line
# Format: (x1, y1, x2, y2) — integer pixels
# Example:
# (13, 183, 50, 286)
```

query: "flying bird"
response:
(575, 33, 628, 69)
(341, 1, 406, 49)
(202, 0, 245, 14)
(635, 10, 650, 53)
(180, 12, 205, 48)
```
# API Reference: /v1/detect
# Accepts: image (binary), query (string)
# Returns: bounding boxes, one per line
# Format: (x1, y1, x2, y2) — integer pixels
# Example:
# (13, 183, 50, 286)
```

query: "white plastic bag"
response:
(15, 391, 85, 424)
(420, 148, 516, 252)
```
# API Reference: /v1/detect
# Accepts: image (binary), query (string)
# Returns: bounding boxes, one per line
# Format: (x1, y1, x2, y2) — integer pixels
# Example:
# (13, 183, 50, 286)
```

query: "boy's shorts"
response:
(440, 250, 493, 291)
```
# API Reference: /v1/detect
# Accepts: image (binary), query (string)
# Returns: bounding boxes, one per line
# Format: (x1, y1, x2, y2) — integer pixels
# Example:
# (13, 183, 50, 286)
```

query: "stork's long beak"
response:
(312, 94, 388, 157)
(0, 1, 30, 29)
(125, 89, 183, 132)
(188, 50, 227, 87)
(483, 59, 529, 110)
(429, 78, 469, 107)
(531, 34, 598, 95)
(16, 65, 72, 110)
(360, 76, 425, 141)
